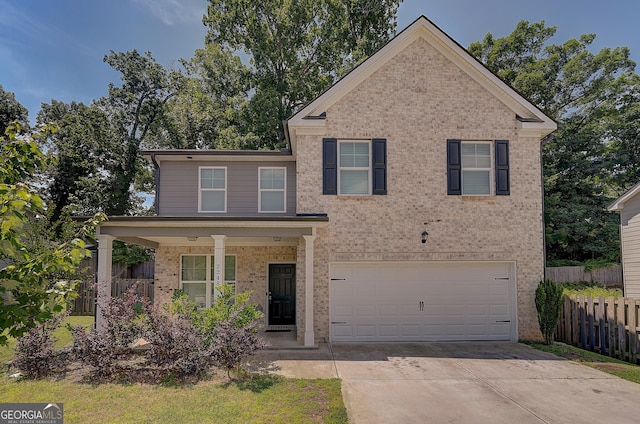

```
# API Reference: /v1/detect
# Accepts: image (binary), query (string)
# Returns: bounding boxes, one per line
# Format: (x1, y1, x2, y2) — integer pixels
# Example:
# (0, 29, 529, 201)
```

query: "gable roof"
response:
(608, 181, 640, 212)
(285, 15, 557, 154)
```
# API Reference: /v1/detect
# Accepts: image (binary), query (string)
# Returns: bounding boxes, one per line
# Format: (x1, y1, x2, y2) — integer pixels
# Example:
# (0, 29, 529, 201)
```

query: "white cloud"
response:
(131, 0, 204, 26)
(0, 0, 48, 38)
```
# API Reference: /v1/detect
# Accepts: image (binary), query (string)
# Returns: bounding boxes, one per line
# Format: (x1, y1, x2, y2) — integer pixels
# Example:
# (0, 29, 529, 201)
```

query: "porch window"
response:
(180, 254, 236, 308)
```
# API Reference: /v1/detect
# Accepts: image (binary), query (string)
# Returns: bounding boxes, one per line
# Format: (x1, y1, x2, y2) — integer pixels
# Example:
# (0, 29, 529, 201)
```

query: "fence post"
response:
(628, 298, 638, 364)
(587, 296, 596, 352)
(571, 295, 579, 346)
(616, 299, 626, 360)
(579, 295, 587, 349)
(597, 296, 606, 355)
(606, 297, 615, 357)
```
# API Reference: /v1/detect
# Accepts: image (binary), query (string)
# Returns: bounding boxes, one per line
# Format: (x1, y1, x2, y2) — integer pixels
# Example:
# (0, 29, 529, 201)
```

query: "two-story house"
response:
(95, 16, 556, 346)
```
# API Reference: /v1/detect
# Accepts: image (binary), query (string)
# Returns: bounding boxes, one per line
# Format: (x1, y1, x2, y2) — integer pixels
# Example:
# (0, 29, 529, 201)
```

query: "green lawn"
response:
(526, 341, 640, 384)
(560, 281, 622, 297)
(0, 316, 348, 424)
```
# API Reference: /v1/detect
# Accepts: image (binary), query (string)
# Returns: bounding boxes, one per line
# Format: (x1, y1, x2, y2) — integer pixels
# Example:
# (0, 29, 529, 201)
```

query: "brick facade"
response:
(296, 38, 545, 341)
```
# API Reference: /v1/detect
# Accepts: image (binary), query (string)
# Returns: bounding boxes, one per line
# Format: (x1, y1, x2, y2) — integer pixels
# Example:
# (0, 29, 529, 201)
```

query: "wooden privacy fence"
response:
(77, 258, 155, 279)
(556, 295, 640, 364)
(70, 278, 154, 316)
(546, 265, 622, 286)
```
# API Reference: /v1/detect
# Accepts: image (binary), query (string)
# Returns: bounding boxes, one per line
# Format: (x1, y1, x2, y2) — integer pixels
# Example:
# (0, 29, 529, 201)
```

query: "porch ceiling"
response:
(95, 216, 328, 249)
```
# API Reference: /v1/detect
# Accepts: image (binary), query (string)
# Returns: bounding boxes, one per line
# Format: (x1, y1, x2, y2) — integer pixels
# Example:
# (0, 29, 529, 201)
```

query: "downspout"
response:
(282, 119, 291, 153)
(151, 153, 160, 216)
(540, 133, 554, 281)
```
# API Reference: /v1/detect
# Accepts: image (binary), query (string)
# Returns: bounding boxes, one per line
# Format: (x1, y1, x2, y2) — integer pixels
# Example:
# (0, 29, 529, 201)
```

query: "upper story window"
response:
(447, 139, 510, 196)
(199, 167, 226, 212)
(339, 141, 371, 195)
(461, 142, 492, 195)
(323, 138, 387, 196)
(259, 167, 286, 213)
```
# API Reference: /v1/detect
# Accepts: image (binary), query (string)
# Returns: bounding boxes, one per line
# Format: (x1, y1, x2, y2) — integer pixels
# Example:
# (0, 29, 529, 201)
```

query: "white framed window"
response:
(461, 142, 492, 195)
(259, 167, 286, 213)
(199, 167, 226, 212)
(180, 254, 237, 308)
(338, 141, 371, 195)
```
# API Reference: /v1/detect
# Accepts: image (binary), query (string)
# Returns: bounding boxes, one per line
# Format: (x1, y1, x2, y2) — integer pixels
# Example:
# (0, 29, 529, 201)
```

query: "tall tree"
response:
(37, 100, 112, 231)
(469, 21, 639, 264)
(97, 50, 181, 215)
(161, 44, 258, 149)
(203, 0, 402, 148)
(0, 85, 29, 132)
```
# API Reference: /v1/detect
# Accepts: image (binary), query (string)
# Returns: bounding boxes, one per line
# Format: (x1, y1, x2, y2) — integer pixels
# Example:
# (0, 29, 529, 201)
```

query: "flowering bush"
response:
(12, 312, 69, 378)
(71, 285, 148, 376)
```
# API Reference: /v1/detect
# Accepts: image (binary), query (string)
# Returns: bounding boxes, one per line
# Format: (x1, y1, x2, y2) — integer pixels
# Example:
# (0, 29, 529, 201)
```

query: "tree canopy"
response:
(203, 0, 401, 147)
(0, 124, 103, 344)
(470, 21, 640, 265)
(0, 85, 29, 132)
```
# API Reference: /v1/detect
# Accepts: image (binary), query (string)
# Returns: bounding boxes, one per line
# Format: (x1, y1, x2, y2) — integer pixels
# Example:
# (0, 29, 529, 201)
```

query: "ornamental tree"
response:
(0, 124, 104, 345)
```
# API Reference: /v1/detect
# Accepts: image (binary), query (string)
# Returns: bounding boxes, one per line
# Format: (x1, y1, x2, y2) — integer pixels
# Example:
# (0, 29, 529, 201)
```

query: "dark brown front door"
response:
(268, 264, 296, 326)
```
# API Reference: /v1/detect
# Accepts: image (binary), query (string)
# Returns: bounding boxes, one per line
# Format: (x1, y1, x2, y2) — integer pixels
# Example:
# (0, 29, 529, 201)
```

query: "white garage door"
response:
(330, 262, 515, 342)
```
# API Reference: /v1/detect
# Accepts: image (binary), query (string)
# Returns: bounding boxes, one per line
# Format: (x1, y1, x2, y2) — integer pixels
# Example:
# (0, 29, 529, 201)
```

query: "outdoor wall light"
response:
(421, 230, 429, 244)
(187, 236, 198, 242)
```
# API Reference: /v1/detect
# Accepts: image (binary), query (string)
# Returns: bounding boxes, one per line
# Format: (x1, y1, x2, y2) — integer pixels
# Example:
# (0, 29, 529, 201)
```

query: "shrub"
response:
(198, 285, 264, 346)
(535, 279, 564, 345)
(12, 312, 69, 378)
(209, 308, 266, 379)
(71, 285, 148, 376)
(142, 302, 210, 377)
(70, 284, 266, 380)
(144, 287, 266, 378)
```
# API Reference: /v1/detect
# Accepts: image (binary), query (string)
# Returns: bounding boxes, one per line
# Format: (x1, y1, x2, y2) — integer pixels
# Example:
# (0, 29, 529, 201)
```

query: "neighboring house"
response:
(95, 16, 556, 346)
(608, 182, 640, 298)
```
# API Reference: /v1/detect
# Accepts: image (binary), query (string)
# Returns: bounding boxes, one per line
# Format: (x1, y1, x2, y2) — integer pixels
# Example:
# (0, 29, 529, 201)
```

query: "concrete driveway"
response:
(247, 342, 640, 423)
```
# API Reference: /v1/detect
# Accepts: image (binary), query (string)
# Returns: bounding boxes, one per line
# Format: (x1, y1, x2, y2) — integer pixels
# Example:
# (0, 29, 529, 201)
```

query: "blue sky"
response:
(1, 0, 638, 124)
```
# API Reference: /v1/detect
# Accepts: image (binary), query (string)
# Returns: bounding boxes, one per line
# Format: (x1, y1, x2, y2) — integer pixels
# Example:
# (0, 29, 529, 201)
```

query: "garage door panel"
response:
(399, 325, 422, 336)
(330, 262, 514, 342)
(332, 325, 352, 337)
(491, 323, 510, 335)
(333, 305, 353, 318)
(332, 284, 353, 297)
(356, 305, 375, 317)
(356, 325, 375, 337)
(378, 305, 398, 316)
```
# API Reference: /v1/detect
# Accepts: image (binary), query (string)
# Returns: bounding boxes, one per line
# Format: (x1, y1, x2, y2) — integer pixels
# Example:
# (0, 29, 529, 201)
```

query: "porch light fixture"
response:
(187, 236, 198, 242)
(421, 230, 429, 244)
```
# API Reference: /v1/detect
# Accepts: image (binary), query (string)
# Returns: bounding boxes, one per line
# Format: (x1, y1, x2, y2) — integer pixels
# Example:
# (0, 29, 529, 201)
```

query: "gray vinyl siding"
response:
(158, 161, 296, 216)
(620, 194, 640, 298)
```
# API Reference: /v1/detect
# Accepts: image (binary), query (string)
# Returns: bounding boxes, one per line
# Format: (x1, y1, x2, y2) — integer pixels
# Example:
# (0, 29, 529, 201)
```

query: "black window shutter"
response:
(372, 138, 387, 195)
(323, 138, 338, 195)
(495, 140, 510, 195)
(447, 139, 461, 195)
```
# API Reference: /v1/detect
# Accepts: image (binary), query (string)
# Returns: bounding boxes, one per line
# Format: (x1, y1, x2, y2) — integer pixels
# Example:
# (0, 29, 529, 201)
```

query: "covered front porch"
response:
(95, 216, 328, 347)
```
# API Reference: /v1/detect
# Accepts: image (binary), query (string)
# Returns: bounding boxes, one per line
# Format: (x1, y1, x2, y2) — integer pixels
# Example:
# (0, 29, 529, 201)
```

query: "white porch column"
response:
(303, 234, 316, 347)
(96, 234, 114, 330)
(211, 235, 227, 300)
